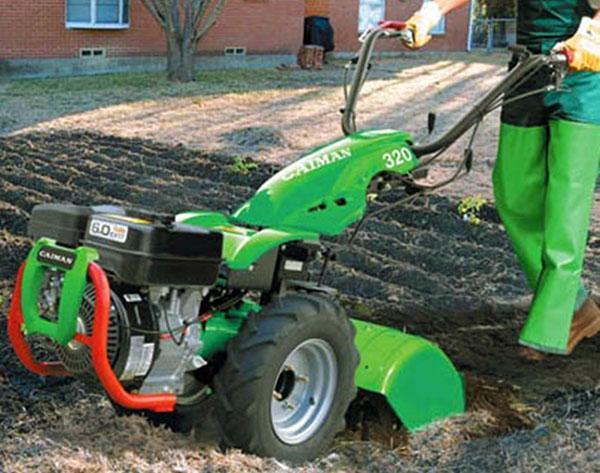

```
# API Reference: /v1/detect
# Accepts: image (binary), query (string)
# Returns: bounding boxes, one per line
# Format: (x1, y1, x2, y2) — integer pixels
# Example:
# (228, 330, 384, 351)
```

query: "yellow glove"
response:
(404, 2, 443, 49)
(554, 17, 600, 72)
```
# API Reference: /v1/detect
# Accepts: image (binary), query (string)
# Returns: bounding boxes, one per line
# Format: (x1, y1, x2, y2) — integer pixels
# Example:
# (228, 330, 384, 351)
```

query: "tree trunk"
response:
(166, 35, 196, 82)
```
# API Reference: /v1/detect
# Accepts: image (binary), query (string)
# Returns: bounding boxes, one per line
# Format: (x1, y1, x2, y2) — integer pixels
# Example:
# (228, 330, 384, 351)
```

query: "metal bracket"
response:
(20, 238, 99, 345)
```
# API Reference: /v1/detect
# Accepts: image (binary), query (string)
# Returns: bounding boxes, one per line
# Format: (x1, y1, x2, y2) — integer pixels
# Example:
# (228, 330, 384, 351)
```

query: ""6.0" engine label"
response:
(89, 219, 129, 243)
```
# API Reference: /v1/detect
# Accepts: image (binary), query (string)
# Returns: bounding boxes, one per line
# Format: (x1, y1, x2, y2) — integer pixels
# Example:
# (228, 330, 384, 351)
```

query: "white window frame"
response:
(65, 0, 129, 29)
(358, 0, 386, 33)
(425, 0, 446, 35)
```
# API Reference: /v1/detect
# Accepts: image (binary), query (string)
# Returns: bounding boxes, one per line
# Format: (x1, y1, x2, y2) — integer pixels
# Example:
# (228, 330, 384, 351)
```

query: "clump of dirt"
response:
(464, 373, 534, 434)
(220, 126, 288, 152)
(345, 392, 409, 449)
(343, 373, 534, 453)
(1, 131, 599, 472)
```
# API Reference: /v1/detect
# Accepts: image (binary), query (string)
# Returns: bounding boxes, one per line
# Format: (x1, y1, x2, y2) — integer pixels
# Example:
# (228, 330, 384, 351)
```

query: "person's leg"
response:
(494, 123, 590, 309)
(493, 123, 547, 290)
(519, 119, 600, 353)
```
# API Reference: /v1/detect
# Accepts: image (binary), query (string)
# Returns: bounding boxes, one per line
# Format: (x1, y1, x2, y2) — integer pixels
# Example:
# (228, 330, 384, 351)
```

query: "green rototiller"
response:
(7, 23, 570, 462)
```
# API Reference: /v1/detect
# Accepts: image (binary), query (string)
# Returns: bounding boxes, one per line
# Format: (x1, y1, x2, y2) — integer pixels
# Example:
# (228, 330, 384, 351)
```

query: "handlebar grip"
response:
(555, 49, 572, 67)
(378, 20, 407, 30)
(403, 29, 415, 44)
(378, 20, 414, 45)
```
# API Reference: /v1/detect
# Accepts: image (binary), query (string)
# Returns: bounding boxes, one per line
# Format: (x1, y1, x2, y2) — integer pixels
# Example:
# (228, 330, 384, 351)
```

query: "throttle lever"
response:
(547, 51, 570, 90)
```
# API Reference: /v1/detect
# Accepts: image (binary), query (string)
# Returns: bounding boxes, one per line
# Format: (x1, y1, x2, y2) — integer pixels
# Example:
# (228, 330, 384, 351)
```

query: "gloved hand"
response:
(554, 17, 600, 72)
(403, 2, 443, 49)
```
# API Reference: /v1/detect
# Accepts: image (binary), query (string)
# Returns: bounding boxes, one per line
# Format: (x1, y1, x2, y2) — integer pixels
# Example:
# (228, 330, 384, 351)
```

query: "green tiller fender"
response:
(352, 319, 465, 430)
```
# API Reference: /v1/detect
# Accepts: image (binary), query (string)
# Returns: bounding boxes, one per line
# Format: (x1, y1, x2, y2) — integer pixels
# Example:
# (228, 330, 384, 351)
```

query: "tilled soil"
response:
(1, 131, 599, 472)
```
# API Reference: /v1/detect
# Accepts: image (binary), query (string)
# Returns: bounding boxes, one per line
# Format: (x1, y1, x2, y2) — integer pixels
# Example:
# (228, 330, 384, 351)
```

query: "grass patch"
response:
(228, 156, 258, 175)
(5, 72, 167, 96)
(0, 66, 343, 134)
(4, 67, 337, 100)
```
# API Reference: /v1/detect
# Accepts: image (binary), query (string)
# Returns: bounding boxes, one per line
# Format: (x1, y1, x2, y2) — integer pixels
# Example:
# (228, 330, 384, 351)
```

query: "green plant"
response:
(228, 156, 258, 175)
(458, 195, 488, 226)
(347, 299, 374, 317)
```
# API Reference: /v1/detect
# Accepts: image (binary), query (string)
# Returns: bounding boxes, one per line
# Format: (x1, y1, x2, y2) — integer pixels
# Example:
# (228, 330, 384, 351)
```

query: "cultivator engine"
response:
(8, 22, 569, 463)
(36, 270, 205, 397)
(9, 204, 226, 412)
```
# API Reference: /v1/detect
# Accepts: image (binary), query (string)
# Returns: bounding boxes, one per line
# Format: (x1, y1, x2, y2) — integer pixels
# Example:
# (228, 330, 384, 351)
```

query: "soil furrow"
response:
(1, 130, 599, 472)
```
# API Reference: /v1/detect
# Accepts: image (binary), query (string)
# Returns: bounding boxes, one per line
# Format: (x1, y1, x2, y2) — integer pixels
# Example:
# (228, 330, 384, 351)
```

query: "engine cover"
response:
(28, 204, 123, 248)
(84, 214, 223, 287)
(27, 203, 224, 287)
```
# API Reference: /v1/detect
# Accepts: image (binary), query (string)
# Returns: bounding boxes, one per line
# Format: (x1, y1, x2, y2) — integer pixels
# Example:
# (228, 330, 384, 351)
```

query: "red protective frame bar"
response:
(8, 263, 70, 377)
(8, 262, 176, 413)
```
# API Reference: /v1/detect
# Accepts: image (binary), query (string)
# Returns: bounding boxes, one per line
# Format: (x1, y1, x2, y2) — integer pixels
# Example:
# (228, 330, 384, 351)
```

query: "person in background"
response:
(402, 0, 600, 359)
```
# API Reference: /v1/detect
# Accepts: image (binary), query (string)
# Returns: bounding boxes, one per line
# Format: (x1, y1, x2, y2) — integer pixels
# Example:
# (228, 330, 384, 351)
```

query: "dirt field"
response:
(1, 53, 508, 197)
(1, 55, 599, 472)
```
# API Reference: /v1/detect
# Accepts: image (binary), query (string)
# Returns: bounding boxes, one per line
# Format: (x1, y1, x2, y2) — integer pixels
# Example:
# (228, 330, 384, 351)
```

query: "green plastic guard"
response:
(353, 319, 465, 430)
(20, 238, 99, 346)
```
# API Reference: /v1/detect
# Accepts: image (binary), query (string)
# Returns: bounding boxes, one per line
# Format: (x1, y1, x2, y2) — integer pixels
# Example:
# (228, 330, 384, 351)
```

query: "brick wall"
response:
(202, 0, 304, 54)
(305, 0, 329, 17)
(0, 0, 469, 61)
(0, 0, 304, 60)
(331, 0, 471, 52)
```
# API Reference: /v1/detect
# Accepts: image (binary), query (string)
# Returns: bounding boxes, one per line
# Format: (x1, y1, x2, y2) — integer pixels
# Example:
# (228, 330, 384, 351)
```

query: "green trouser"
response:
(493, 120, 600, 353)
(490, 0, 600, 354)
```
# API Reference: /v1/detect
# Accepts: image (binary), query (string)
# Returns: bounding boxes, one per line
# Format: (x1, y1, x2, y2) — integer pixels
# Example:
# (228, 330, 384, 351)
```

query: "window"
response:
(80, 47, 107, 58)
(224, 47, 247, 56)
(425, 0, 446, 35)
(66, 0, 129, 29)
(358, 0, 385, 33)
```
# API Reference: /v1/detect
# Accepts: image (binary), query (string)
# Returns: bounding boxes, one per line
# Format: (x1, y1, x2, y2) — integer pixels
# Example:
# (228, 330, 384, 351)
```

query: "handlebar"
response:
(341, 24, 570, 157)
(342, 27, 402, 136)
(412, 50, 567, 157)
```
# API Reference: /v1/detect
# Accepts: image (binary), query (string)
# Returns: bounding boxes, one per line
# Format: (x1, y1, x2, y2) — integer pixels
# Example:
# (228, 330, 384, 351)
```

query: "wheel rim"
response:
(270, 338, 338, 445)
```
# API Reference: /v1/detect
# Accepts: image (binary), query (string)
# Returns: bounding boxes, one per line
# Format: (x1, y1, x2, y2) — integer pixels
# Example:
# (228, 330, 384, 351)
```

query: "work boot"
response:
(566, 298, 600, 354)
(519, 346, 547, 361)
(519, 298, 600, 360)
